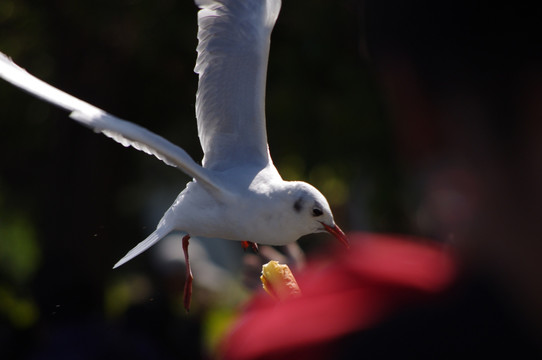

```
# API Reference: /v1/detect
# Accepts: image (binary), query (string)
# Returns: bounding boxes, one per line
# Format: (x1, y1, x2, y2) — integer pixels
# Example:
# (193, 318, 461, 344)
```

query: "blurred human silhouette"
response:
(220, 1, 542, 358)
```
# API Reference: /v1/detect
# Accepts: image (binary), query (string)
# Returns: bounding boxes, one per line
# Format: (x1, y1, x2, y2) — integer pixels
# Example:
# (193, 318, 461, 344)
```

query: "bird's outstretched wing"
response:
(195, 0, 281, 171)
(0, 52, 222, 194)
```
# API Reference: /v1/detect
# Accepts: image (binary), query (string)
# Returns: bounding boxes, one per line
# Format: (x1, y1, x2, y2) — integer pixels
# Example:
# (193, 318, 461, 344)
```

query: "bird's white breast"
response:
(162, 163, 299, 245)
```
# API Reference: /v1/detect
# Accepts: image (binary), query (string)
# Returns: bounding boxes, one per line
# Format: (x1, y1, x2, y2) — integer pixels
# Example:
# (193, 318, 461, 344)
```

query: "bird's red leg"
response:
(182, 234, 193, 312)
(241, 241, 259, 253)
(250, 242, 259, 252)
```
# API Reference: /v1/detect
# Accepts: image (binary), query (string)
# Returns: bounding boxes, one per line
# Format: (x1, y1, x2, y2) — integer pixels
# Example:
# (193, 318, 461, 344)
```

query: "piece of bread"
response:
(260, 261, 301, 300)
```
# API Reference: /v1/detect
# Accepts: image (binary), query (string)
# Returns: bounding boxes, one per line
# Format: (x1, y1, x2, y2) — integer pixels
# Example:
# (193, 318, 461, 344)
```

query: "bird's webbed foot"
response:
(241, 241, 259, 253)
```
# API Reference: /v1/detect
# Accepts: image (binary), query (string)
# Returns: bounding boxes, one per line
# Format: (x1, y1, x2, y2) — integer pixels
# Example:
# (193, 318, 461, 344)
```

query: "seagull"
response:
(0, 0, 348, 311)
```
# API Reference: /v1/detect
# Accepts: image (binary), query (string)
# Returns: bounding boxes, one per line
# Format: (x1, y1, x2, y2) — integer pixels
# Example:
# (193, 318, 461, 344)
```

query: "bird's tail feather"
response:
(113, 226, 174, 269)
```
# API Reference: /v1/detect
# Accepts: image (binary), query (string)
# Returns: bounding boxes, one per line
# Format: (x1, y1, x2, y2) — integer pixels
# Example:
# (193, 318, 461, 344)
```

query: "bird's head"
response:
(283, 181, 349, 248)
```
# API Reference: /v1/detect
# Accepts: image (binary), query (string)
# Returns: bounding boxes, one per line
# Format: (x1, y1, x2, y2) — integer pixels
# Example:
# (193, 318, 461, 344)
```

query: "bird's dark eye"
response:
(293, 197, 303, 212)
(312, 208, 323, 217)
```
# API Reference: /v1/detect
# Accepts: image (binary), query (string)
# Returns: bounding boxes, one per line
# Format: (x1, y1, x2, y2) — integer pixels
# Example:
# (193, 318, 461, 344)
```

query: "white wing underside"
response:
(195, 0, 281, 170)
(0, 53, 221, 195)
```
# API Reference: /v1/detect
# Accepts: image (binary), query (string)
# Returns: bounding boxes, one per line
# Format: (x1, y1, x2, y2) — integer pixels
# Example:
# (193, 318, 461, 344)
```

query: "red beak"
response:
(321, 222, 349, 249)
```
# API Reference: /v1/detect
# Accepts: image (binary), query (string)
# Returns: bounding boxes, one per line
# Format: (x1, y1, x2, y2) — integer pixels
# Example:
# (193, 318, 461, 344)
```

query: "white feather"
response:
(0, 52, 222, 195)
(195, 0, 281, 170)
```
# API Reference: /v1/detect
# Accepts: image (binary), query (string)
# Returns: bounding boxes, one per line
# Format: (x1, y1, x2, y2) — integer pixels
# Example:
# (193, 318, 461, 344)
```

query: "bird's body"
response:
(0, 0, 347, 310)
(165, 166, 330, 246)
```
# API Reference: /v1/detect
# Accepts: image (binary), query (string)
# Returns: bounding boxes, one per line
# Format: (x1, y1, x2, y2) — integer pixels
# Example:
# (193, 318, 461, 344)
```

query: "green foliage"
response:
(0, 286, 38, 329)
(0, 214, 40, 285)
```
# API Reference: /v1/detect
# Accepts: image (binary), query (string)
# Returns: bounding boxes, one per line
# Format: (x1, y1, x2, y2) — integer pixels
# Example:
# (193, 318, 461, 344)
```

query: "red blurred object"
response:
(221, 232, 456, 360)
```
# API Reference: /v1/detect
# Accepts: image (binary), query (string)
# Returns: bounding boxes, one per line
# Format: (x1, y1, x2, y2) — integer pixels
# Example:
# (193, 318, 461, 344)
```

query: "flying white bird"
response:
(0, 0, 348, 310)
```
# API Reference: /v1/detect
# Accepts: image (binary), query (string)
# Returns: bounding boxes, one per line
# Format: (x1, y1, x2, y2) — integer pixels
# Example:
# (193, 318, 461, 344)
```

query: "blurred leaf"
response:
(0, 214, 40, 284)
(0, 285, 38, 328)
(203, 306, 238, 355)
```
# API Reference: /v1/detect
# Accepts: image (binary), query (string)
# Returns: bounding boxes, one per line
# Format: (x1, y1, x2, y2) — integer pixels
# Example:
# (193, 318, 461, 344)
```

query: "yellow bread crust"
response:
(260, 260, 301, 300)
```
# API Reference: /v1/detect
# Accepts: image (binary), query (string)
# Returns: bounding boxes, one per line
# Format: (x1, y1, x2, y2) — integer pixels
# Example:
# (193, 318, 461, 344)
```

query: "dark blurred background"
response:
(7, 0, 542, 358)
(0, 0, 401, 358)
